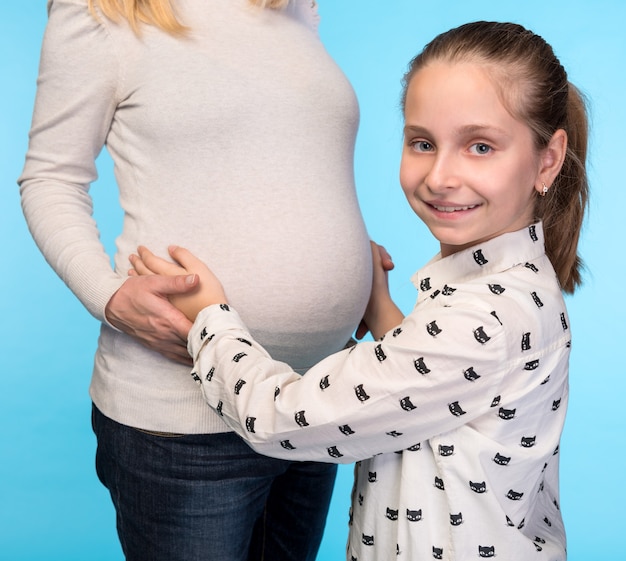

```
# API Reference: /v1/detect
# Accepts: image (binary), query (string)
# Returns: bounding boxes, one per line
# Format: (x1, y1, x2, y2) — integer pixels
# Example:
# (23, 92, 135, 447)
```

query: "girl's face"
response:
(400, 61, 543, 257)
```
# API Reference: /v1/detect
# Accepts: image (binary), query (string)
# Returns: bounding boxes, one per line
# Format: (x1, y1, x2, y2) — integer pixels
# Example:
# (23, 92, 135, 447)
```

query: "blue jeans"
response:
(92, 405, 337, 561)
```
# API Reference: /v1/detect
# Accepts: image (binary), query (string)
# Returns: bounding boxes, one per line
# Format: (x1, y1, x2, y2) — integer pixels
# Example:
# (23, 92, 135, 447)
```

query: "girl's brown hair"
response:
(402, 21, 589, 294)
(88, 0, 291, 35)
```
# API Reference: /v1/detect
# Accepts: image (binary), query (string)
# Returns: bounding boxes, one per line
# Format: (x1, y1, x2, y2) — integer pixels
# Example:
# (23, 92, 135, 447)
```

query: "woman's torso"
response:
(91, 0, 371, 431)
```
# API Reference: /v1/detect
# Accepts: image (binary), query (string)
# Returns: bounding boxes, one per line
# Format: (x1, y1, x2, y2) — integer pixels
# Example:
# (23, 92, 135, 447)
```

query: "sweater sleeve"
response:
(187, 300, 511, 464)
(294, 0, 320, 34)
(18, 0, 123, 322)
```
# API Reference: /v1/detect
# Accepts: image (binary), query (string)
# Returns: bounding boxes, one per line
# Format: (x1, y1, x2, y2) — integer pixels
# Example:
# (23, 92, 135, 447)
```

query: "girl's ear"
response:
(536, 129, 567, 195)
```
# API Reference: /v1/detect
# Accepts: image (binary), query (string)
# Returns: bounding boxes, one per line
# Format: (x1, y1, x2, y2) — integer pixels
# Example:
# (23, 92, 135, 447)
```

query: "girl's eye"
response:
(470, 143, 492, 155)
(411, 140, 434, 152)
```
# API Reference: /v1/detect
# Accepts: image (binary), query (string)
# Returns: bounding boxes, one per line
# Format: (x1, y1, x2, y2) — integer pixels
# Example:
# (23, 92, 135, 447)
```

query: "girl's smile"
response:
(427, 201, 480, 214)
(400, 61, 551, 257)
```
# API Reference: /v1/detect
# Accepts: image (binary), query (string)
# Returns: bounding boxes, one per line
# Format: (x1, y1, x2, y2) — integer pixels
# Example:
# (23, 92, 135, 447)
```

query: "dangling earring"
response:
(540, 182, 549, 197)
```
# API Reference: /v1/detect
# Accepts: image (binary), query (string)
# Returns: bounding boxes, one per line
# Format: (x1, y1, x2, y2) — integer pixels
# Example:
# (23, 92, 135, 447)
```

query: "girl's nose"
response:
(424, 151, 461, 192)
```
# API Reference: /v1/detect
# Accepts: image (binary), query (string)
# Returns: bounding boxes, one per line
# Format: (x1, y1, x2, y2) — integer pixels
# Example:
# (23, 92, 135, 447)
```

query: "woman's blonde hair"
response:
(402, 21, 589, 294)
(88, 0, 291, 35)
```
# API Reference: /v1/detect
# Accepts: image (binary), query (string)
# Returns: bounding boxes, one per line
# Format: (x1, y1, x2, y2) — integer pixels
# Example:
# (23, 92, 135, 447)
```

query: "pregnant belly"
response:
(211, 225, 372, 370)
(122, 188, 372, 369)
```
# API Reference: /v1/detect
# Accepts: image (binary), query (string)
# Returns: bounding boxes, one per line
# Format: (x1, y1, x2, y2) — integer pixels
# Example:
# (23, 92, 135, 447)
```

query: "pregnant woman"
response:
(18, 1, 372, 559)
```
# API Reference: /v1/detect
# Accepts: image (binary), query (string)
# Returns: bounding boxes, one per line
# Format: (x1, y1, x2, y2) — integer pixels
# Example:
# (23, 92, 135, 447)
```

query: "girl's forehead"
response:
(405, 62, 501, 112)
(408, 60, 495, 90)
(407, 59, 523, 115)
(403, 61, 532, 141)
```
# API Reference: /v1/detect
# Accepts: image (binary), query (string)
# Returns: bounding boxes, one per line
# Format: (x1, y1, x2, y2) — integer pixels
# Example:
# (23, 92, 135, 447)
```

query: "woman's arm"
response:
(19, 1, 196, 364)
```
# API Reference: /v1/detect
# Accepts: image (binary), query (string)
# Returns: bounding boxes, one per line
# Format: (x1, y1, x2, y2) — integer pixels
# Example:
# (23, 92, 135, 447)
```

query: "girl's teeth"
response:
(433, 204, 477, 212)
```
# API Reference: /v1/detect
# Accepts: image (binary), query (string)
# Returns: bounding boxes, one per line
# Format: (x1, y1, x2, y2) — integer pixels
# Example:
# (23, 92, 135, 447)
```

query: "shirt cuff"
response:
(187, 304, 246, 360)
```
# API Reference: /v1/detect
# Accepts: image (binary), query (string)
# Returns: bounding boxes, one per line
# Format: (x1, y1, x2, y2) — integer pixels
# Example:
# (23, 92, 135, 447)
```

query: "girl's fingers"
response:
(129, 253, 155, 276)
(378, 245, 395, 271)
(168, 245, 203, 271)
(138, 246, 186, 276)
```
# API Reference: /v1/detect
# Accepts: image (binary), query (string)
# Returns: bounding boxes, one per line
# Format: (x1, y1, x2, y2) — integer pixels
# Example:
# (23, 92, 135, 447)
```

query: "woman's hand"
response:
(105, 274, 198, 365)
(129, 245, 228, 322)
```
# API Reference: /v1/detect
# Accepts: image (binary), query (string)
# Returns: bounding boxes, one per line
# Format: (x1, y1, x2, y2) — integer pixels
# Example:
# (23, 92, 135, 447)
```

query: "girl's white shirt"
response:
(189, 223, 569, 560)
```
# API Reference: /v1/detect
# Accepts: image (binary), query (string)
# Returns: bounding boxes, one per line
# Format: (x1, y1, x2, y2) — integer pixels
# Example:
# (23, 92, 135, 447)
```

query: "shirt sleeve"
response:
(187, 299, 511, 464)
(18, 0, 123, 322)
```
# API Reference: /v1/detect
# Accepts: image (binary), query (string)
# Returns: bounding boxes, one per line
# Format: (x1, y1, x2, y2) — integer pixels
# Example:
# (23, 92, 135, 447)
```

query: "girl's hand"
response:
(357, 241, 404, 340)
(130, 245, 228, 322)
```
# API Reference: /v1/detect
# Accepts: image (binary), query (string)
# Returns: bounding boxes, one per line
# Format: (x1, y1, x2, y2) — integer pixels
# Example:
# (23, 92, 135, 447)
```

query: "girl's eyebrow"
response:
(403, 125, 430, 137)
(403, 123, 509, 137)
(456, 124, 509, 137)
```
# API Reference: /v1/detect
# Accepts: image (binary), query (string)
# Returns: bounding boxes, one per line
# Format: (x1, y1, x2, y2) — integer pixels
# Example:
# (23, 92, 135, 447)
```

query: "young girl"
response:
(132, 21, 588, 560)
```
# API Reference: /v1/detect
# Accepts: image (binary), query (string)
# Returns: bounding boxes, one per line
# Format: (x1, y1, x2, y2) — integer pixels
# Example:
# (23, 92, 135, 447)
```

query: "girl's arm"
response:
(130, 246, 521, 466)
(361, 242, 405, 339)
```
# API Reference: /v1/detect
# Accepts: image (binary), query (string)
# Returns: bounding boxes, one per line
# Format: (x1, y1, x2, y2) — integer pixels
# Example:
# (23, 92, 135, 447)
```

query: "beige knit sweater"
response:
(19, 0, 372, 433)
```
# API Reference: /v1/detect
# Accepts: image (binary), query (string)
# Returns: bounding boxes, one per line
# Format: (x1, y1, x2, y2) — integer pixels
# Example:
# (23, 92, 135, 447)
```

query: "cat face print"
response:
(439, 444, 454, 457)
(493, 453, 511, 466)
(406, 508, 422, 522)
(386, 508, 398, 521)
(470, 480, 486, 494)
(450, 512, 463, 526)
(414, 357, 431, 375)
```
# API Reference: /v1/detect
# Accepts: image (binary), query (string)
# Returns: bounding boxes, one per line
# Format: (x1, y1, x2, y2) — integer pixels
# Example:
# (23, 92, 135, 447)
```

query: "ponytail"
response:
(536, 84, 589, 294)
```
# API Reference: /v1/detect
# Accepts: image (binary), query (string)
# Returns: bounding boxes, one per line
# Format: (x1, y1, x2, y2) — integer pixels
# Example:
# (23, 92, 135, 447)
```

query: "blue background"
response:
(2, 2, 624, 559)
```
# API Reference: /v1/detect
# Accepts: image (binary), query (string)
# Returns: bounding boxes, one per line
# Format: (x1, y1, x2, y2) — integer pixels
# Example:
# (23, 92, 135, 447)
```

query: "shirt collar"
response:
(412, 223, 546, 301)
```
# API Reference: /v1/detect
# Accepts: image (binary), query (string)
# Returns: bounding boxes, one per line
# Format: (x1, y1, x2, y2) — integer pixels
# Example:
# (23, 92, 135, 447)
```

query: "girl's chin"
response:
(439, 243, 475, 257)
(429, 228, 478, 247)
(435, 233, 487, 257)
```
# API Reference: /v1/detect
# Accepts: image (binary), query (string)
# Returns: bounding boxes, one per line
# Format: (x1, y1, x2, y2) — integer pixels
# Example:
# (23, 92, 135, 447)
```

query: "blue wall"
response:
(2, 2, 624, 559)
